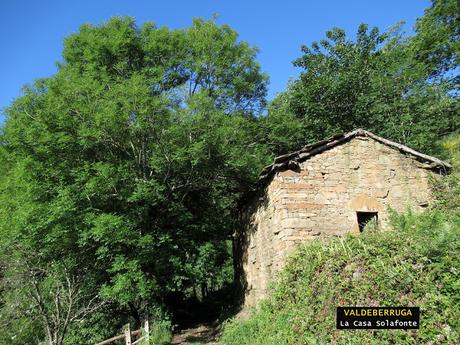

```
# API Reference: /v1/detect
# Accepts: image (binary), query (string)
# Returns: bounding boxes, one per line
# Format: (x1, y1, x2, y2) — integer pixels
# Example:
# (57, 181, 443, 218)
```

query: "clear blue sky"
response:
(0, 0, 430, 124)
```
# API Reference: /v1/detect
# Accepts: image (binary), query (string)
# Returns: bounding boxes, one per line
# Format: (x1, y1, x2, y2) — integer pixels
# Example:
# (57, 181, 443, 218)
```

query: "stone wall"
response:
(236, 136, 444, 309)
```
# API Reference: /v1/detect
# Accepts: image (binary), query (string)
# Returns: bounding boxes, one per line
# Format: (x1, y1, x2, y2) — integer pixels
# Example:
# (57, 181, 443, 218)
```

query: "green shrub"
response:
(149, 318, 173, 345)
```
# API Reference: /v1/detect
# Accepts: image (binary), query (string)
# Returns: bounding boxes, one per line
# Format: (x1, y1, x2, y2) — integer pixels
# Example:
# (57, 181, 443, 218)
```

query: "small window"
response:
(357, 211, 378, 232)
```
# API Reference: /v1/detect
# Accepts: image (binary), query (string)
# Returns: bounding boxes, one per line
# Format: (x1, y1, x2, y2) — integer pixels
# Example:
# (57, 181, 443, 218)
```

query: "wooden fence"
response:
(96, 320, 150, 345)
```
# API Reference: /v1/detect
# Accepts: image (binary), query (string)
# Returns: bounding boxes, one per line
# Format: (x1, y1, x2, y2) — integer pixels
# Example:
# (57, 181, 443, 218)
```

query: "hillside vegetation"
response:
(221, 161, 460, 345)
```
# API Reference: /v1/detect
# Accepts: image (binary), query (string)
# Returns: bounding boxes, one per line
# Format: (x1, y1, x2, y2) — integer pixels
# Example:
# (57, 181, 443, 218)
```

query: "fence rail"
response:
(96, 320, 149, 345)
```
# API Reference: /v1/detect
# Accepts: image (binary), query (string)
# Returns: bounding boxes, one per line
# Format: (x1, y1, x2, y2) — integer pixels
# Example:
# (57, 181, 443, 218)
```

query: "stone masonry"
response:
(235, 130, 451, 309)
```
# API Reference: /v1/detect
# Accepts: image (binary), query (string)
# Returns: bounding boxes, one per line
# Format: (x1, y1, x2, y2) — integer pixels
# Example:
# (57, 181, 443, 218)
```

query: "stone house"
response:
(234, 129, 451, 308)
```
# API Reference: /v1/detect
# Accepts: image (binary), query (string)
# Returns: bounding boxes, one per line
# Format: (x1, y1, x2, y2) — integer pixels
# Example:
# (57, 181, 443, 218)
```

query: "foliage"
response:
(0, 245, 105, 345)
(0, 17, 270, 344)
(265, 0, 459, 157)
(255, 92, 305, 155)
(63, 310, 126, 345)
(149, 318, 173, 345)
(412, 0, 460, 77)
(220, 209, 460, 344)
(433, 134, 460, 214)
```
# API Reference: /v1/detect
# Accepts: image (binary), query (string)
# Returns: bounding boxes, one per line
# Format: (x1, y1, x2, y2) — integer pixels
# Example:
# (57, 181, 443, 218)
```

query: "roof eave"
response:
(259, 128, 452, 182)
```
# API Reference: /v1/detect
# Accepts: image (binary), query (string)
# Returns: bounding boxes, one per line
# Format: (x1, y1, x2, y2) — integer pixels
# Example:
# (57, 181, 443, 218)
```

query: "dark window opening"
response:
(357, 211, 378, 232)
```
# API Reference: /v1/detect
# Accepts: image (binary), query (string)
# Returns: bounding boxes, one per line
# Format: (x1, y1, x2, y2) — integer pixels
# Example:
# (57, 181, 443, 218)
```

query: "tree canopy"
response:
(0, 17, 271, 345)
(267, 15, 459, 156)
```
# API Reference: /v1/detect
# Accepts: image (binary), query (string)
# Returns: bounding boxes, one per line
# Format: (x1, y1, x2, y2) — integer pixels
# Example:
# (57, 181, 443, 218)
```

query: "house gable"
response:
(236, 130, 450, 309)
(259, 129, 451, 183)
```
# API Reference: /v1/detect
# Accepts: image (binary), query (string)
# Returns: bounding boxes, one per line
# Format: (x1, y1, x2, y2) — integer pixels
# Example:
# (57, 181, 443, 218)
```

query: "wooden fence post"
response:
(144, 320, 150, 344)
(123, 323, 132, 345)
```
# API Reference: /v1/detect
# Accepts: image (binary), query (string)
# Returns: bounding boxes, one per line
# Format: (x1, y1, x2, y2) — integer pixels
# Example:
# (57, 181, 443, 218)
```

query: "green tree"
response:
(412, 0, 460, 77)
(267, 5, 459, 156)
(0, 17, 270, 344)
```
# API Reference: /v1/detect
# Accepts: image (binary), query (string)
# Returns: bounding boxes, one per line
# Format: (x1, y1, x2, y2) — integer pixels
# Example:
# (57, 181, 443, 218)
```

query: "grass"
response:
(148, 318, 173, 345)
(220, 209, 460, 344)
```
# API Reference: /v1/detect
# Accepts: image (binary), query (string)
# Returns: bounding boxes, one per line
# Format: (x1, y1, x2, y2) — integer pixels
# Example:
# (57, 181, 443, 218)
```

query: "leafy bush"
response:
(149, 318, 173, 345)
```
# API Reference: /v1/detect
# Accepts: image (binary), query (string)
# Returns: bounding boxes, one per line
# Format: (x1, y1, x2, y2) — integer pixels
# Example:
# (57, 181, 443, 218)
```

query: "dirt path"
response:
(170, 323, 220, 345)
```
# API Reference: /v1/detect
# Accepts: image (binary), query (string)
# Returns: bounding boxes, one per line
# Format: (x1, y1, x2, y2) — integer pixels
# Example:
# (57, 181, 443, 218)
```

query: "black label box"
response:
(336, 307, 420, 329)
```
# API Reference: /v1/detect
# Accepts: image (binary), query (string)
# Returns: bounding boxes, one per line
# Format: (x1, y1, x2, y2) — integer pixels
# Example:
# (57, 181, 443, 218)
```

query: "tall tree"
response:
(267, 17, 459, 156)
(0, 17, 270, 344)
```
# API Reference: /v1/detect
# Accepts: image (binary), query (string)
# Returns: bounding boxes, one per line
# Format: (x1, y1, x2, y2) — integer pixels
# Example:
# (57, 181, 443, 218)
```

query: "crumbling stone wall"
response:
(237, 136, 444, 309)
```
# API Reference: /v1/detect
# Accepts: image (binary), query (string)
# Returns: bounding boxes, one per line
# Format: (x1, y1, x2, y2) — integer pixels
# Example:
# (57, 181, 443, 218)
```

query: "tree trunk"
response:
(128, 302, 141, 328)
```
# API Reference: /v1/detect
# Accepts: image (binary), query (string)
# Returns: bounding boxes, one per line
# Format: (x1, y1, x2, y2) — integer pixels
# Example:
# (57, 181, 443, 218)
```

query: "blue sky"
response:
(0, 0, 430, 124)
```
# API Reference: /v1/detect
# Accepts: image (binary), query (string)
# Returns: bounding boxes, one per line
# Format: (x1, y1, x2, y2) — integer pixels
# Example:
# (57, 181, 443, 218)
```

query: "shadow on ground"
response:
(166, 284, 240, 344)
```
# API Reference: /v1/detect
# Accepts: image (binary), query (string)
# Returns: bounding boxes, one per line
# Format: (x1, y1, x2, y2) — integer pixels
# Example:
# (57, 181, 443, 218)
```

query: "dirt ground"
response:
(170, 323, 220, 345)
